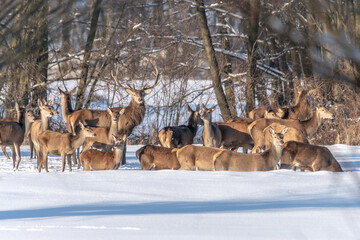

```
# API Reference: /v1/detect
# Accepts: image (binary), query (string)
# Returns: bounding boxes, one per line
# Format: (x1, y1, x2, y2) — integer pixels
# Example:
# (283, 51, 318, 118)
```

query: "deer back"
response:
(136, 145, 180, 170)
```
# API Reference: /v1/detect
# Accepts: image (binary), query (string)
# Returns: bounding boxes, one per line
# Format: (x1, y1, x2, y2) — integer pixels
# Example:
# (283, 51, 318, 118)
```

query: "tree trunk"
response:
(195, 0, 232, 122)
(219, 14, 237, 118)
(245, 0, 260, 115)
(75, 0, 102, 110)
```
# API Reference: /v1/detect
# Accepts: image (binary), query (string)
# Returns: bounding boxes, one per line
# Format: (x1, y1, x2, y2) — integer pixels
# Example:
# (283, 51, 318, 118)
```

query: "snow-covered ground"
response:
(0, 144, 359, 239)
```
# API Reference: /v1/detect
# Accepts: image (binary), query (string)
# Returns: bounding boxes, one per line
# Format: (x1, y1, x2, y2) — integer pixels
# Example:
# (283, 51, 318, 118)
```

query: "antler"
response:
(111, 67, 132, 91)
(143, 66, 160, 91)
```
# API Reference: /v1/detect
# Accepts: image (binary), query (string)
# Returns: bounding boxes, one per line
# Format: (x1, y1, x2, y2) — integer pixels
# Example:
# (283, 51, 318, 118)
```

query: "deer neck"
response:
(267, 141, 282, 168)
(40, 114, 50, 132)
(70, 131, 87, 150)
(24, 115, 33, 137)
(113, 145, 125, 168)
(60, 95, 73, 120)
(302, 109, 322, 137)
(109, 119, 118, 138)
(187, 114, 198, 133)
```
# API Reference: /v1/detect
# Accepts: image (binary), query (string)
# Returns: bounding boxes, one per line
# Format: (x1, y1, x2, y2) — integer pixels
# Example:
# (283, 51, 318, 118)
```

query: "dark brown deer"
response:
(136, 145, 180, 170)
(38, 122, 96, 172)
(214, 126, 287, 171)
(0, 103, 35, 169)
(248, 107, 334, 153)
(158, 104, 201, 148)
(80, 134, 126, 171)
(281, 141, 343, 172)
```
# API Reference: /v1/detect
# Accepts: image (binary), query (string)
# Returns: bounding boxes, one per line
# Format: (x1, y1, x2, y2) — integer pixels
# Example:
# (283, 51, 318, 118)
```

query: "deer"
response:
(281, 141, 343, 172)
(158, 104, 202, 148)
(0, 103, 35, 169)
(82, 108, 125, 151)
(249, 106, 267, 119)
(248, 106, 334, 153)
(37, 122, 96, 172)
(214, 126, 287, 172)
(30, 99, 58, 159)
(176, 145, 225, 171)
(136, 145, 180, 170)
(80, 134, 126, 171)
(201, 105, 222, 148)
(0, 104, 36, 160)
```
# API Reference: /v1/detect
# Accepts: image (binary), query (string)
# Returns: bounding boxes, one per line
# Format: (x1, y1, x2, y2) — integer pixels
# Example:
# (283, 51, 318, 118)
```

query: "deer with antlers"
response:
(158, 104, 202, 148)
(0, 103, 35, 169)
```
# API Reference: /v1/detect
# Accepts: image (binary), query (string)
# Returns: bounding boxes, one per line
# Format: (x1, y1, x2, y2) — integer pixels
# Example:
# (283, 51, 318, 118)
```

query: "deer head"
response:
(38, 99, 58, 117)
(111, 67, 160, 105)
(111, 134, 127, 149)
(79, 122, 96, 138)
(107, 107, 125, 122)
(200, 104, 217, 121)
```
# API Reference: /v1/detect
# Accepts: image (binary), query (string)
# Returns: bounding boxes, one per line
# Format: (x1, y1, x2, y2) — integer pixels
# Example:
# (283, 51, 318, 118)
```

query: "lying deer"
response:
(30, 99, 58, 159)
(136, 145, 180, 170)
(248, 106, 334, 153)
(214, 126, 287, 171)
(201, 105, 222, 148)
(37, 122, 96, 172)
(159, 104, 202, 148)
(281, 141, 343, 172)
(0, 103, 35, 169)
(176, 145, 224, 171)
(80, 134, 126, 171)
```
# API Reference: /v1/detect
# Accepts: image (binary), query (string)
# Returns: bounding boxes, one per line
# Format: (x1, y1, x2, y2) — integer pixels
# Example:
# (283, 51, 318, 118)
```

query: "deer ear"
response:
(268, 127, 275, 135)
(38, 99, 43, 107)
(281, 127, 288, 135)
(210, 105, 217, 112)
(196, 104, 200, 112)
(187, 104, 192, 112)
(144, 88, 153, 95)
(125, 88, 134, 96)
(15, 102, 19, 111)
(120, 108, 125, 115)
(79, 122, 85, 129)
(70, 87, 77, 95)
(107, 108, 112, 115)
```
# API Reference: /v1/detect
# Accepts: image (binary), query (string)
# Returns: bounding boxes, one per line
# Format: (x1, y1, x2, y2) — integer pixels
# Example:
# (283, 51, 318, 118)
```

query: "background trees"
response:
(0, 0, 359, 144)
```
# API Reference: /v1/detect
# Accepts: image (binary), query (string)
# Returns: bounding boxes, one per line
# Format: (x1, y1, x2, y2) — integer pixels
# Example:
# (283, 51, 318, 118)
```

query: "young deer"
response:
(0, 103, 35, 169)
(158, 104, 202, 148)
(37, 122, 96, 172)
(80, 134, 126, 171)
(136, 145, 180, 170)
(281, 141, 343, 172)
(248, 106, 334, 153)
(201, 105, 222, 148)
(214, 126, 287, 172)
(82, 108, 125, 151)
(30, 99, 58, 158)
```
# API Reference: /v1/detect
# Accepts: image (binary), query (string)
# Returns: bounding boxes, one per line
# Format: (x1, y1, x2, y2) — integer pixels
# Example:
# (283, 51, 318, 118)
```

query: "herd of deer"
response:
(138, 89, 343, 172)
(0, 73, 343, 173)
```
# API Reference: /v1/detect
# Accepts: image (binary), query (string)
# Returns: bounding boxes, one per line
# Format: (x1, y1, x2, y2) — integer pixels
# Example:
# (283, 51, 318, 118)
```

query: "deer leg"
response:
(14, 144, 21, 170)
(10, 145, 15, 169)
(44, 154, 49, 172)
(61, 154, 66, 172)
(121, 143, 126, 165)
(67, 155, 72, 172)
(29, 137, 34, 159)
(37, 151, 42, 172)
(2, 146, 10, 160)
(72, 152, 77, 165)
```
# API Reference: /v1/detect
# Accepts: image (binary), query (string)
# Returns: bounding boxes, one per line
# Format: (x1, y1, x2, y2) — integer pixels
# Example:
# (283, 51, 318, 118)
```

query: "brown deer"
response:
(38, 122, 96, 172)
(281, 141, 343, 172)
(214, 126, 287, 172)
(248, 106, 334, 153)
(176, 145, 224, 171)
(201, 105, 222, 148)
(158, 104, 202, 148)
(30, 99, 58, 158)
(136, 145, 180, 170)
(80, 134, 126, 171)
(249, 107, 267, 119)
(0, 103, 35, 169)
(82, 108, 125, 151)
(263, 123, 308, 149)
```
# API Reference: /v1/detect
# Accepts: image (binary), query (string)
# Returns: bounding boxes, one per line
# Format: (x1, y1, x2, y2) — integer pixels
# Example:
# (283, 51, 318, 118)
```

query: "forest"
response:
(0, 0, 359, 145)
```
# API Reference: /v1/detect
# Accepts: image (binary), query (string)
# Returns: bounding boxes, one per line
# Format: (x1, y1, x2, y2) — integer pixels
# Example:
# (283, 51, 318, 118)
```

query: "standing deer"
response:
(30, 99, 58, 159)
(0, 103, 35, 169)
(80, 134, 126, 171)
(158, 104, 202, 148)
(214, 126, 287, 171)
(281, 141, 343, 172)
(201, 105, 222, 148)
(38, 122, 96, 172)
(136, 145, 180, 170)
(248, 106, 334, 153)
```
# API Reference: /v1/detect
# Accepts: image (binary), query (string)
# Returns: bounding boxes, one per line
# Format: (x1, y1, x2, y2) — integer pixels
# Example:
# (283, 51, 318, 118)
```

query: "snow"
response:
(0, 144, 359, 239)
